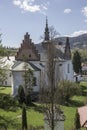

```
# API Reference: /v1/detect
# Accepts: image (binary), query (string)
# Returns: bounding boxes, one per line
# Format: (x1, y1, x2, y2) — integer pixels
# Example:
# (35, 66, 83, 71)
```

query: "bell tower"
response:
(42, 16, 50, 49)
(64, 37, 71, 60)
(44, 16, 49, 41)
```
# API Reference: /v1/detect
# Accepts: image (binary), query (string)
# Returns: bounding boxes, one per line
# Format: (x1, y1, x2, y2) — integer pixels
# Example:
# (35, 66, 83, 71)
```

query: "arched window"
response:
(67, 64, 70, 73)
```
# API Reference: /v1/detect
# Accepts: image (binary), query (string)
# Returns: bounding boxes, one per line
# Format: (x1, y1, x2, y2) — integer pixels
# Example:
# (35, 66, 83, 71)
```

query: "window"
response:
(5, 81, 7, 85)
(9, 73, 11, 77)
(59, 63, 62, 66)
(33, 77, 37, 86)
(67, 64, 70, 73)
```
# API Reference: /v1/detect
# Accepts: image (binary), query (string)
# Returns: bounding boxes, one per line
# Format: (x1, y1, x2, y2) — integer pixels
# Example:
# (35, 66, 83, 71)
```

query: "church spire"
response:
(44, 16, 49, 41)
(64, 37, 71, 60)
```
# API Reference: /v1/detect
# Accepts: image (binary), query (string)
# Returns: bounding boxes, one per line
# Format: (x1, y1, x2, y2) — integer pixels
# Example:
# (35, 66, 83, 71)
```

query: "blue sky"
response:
(1, 0, 87, 47)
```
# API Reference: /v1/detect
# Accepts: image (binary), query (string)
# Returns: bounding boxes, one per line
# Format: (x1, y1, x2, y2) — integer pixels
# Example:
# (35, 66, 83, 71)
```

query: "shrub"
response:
(18, 85, 25, 104)
(57, 80, 81, 104)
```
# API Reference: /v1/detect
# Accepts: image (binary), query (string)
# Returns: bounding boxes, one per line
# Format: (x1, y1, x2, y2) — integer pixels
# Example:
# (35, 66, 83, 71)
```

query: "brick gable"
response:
(15, 32, 40, 61)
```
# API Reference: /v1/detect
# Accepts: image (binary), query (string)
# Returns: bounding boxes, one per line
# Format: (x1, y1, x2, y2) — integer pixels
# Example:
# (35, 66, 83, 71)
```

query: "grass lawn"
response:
(80, 81, 87, 87)
(0, 86, 11, 94)
(0, 82, 87, 130)
(0, 86, 44, 129)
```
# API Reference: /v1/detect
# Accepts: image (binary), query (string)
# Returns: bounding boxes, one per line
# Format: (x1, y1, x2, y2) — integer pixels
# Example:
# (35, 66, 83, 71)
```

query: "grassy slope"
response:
(0, 82, 87, 130)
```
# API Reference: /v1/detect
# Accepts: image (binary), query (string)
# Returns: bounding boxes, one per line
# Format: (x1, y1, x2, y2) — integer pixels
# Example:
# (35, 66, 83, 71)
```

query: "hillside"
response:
(55, 33, 87, 49)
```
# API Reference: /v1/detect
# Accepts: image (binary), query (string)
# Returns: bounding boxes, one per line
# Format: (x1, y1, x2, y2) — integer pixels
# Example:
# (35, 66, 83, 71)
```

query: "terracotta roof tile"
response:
(78, 106, 87, 127)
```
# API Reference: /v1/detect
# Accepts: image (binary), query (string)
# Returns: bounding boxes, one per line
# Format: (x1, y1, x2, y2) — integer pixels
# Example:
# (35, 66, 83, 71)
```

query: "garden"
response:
(0, 81, 87, 130)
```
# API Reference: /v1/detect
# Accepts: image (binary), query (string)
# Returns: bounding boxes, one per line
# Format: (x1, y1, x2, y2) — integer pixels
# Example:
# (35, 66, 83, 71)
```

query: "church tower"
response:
(44, 16, 49, 41)
(42, 17, 50, 48)
(64, 37, 71, 60)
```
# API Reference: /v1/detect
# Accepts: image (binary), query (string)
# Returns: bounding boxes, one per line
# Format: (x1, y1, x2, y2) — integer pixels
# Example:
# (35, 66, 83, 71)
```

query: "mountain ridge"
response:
(55, 33, 87, 49)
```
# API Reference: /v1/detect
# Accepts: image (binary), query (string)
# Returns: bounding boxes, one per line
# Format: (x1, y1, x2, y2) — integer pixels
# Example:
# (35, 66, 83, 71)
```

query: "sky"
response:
(1, 0, 87, 47)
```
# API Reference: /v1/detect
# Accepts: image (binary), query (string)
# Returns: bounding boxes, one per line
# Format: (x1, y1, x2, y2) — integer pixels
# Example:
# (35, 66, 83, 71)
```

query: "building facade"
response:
(0, 18, 74, 96)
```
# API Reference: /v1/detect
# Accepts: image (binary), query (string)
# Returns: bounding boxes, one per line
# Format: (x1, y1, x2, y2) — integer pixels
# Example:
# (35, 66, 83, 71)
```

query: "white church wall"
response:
(12, 71, 23, 96)
(32, 71, 41, 92)
(12, 70, 41, 96)
(56, 60, 74, 81)
(62, 60, 74, 81)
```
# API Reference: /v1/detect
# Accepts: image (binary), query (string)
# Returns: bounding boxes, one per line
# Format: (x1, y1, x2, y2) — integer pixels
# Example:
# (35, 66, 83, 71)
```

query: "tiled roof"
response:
(12, 61, 41, 71)
(35, 43, 64, 59)
(78, 106, 87, 127)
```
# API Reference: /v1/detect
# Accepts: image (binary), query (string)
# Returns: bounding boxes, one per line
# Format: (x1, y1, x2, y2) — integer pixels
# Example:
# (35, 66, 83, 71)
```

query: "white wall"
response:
(57, 60, 74, 81)
(12, 71, 23, 95)
(12, 70, 41, 96)
(63, 60, 74, 81)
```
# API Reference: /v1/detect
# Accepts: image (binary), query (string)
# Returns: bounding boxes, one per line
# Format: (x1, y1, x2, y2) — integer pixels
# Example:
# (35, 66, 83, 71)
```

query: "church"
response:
(0, 18, 74, 96)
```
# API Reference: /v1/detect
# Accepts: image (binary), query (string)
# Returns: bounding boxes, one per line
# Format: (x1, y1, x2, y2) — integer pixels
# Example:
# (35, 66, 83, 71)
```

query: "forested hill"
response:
(55, 33, 87, 49)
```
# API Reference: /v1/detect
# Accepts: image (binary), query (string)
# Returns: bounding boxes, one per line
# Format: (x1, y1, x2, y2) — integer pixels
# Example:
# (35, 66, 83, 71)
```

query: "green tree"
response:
(72, 50, 82, 74)
(23, 61, 34, 105)
(79, 49, 87, 63)
(74, 110, 80, 130)
(0, 68, 7, 86)
(0, 34, 7, 85)
(18, 85, 25, 104)
(57, 80, 81, 104)
(0, 34, 8, 56)
(40, 26, 61, 130)
(22, 104, 27, 130)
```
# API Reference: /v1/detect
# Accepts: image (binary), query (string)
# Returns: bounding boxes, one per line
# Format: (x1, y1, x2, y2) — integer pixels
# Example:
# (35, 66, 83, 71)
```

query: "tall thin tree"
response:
(22, 104, 27, 130)
(41, 25, 61, 130)
(72, 50, 82, 74)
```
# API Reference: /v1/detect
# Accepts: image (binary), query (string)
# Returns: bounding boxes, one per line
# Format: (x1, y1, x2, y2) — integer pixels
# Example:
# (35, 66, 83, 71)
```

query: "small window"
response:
(67, 64, 70, 73)
(33, 77, 37, 86)
(59, 64, 62, 66)
(9, 73, 11, 77)
(5, 81, 7, 85)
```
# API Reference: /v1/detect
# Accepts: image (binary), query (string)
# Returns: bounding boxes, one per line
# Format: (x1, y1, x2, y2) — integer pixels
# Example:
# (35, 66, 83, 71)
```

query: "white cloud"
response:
(69, 30, 87, 37)
(82, 6, 87, 17)
(13, 0, 21, 6)
(64, 8, 71, 14)
(13, 0, 49, 14)
(20, 0, 40, 12)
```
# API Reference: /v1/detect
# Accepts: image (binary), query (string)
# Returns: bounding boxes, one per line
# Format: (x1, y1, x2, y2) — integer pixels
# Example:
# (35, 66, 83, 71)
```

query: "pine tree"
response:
(23, 62, 34, 105)
(22, 104, 27, 130)
(18, 85, 25, 104)
(72, 50, 82, 74)
(74, 110, 80, 130)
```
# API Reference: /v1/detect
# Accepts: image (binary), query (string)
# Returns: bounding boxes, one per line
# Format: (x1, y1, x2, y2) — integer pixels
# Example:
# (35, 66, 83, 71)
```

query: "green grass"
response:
(61, 106, 76, 130)
(80, 81, 87, 87)
(71, 95, 86, 102)
(0, 86, 11, 94)
(0, 87, 44, 129)
(0, 82, 87, 130)
(0, 107, 44, 129)
(27, 108, 44, 126)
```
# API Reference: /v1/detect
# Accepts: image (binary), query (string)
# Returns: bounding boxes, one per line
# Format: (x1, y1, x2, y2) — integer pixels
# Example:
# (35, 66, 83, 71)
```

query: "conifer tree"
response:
(18, 85, 25, 104)
(72, 50, 82, 74)
(23, 62, 34, 105)
(22, 104, 27, 130)
(74, 110, 80, 130)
